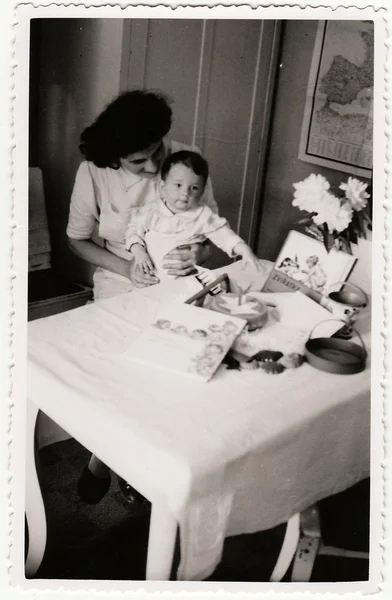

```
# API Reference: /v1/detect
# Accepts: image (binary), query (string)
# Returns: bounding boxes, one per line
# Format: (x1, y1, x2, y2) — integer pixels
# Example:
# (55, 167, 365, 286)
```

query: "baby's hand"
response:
(235, 243, 264, 272)
(131, 244, 156, 275)
(245, 254, 265, 272)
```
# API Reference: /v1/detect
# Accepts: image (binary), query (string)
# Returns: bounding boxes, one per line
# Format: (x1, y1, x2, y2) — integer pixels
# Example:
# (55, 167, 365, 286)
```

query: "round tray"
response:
(305, 336, 367, 375)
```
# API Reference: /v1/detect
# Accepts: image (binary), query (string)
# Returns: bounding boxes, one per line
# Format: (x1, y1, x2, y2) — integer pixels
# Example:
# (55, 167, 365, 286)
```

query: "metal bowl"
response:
(328, 290, 367, 308)
(305, 336, 367, 375)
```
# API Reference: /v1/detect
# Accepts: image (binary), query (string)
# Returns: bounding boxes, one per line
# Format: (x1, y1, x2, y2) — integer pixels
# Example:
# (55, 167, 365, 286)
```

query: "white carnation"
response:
(339, 177, 370, 211)
(312, 192, 353, 233)
(292, 174, 330, 213)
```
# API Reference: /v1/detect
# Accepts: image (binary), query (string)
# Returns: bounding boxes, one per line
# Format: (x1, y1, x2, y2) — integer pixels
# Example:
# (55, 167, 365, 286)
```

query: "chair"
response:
(28, 166, 93, 322)
(270, 504, 369, 582)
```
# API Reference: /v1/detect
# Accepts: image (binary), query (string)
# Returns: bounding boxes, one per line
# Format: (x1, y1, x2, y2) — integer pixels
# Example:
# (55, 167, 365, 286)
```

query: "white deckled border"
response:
(4, 0, 391, 598)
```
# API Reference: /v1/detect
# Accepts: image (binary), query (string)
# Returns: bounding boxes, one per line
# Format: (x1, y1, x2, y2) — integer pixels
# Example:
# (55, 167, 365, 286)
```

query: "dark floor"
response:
(29, 439, 370, 582)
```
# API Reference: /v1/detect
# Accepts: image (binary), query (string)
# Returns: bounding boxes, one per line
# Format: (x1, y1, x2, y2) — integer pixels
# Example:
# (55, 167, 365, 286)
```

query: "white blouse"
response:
(67, 139, 217, 262)
(66, 139, 218, 299)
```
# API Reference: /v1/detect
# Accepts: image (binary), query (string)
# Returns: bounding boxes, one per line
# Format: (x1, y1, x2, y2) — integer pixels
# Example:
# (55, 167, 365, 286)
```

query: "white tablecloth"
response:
(28, 261, 371, 580)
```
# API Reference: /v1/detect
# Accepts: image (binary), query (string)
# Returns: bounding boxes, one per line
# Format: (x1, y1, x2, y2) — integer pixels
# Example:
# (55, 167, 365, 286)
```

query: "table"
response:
(25, 261, 371, 581)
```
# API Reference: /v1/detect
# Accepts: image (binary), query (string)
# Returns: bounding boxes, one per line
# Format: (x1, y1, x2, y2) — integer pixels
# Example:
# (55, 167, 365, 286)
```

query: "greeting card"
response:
(125, 302, 246, 381)
(262, 230, 357, 302)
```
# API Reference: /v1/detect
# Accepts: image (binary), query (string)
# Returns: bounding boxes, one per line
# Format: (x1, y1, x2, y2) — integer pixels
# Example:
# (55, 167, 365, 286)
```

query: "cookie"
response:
(253, 350, 283, 363)
(241, 360, 259, 370)
(258, 361, 285, 374)
(279, 353, 305, 369)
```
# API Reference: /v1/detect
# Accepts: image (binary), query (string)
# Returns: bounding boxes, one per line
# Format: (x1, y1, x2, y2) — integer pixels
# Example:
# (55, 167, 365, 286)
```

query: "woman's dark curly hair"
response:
(79, 90, 172, 168)
(161, 150, 209, 185)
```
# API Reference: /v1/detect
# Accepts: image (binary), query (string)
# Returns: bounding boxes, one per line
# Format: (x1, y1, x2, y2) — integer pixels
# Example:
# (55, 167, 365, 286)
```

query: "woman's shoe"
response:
(78, 466, 111, 504)
(118, 478, 151, 515)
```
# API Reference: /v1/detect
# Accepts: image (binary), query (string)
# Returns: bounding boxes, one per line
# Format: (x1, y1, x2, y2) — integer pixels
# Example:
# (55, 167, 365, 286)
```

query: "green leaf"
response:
(349, 228, 358, 245)
(362, 211, 372, 229)
(297, 216, 314, 225)
(356, 211, 372, 238)
(338, 233, 353, 254)
(323, 224, 334, 253)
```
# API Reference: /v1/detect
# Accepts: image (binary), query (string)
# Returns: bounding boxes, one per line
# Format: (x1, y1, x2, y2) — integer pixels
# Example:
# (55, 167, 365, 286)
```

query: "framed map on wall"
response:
(299, 20, 373, 177)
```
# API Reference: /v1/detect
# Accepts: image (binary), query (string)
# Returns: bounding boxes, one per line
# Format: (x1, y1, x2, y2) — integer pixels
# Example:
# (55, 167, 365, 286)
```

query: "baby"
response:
(125, 150, 263, 280)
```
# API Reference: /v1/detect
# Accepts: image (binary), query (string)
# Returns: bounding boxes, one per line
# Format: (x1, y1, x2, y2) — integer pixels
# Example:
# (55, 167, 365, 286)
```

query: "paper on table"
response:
(275, 291, 343, 335)
(125, 301, 246, 381)
(232, 291, 343, 358)
(135, 275, 203, 305)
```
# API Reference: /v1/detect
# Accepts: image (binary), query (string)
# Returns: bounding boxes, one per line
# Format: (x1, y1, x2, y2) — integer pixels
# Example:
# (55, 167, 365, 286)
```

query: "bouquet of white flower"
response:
(292, 174, 372, 253)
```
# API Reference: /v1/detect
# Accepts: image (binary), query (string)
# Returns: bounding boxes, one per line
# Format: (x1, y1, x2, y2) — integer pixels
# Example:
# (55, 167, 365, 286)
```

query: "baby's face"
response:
(161, 163, 205, 213)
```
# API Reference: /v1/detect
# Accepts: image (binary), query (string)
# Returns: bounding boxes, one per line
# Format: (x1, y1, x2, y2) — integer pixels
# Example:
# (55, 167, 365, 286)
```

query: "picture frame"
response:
(262, 230, 357, 302)
(298, 20, 373, 178)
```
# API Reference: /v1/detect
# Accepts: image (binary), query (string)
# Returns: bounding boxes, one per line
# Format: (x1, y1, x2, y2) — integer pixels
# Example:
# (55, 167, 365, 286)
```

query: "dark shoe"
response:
(118, 478, 151, 515)
(78, 466, 111, 504)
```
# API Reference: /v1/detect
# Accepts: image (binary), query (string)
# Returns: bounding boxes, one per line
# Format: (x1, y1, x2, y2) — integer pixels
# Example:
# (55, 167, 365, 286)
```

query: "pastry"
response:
(240, 360, 259, 370)
(279, 353, 305, 369)
(253, 350, 283, 362)
(259, 361, 285, 374)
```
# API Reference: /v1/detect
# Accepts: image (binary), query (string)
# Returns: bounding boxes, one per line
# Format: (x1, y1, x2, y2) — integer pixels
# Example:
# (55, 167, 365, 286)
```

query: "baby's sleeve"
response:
(200, 208, 244, 257)
(124, 204, 151, 251)
(66, 162, 99, 240)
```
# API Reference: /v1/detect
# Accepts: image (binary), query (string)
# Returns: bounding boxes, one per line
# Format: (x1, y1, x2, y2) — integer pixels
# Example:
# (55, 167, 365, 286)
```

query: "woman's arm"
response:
(68, 238, 158, 287)
(162, 242, 211, 277)
(67, 163, 158, 286)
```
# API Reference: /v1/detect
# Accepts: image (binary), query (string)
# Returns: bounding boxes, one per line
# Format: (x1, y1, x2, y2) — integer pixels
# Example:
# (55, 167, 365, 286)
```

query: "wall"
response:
(33, 19, 372, 275)
(123, 19, 279, 265)
(256, 20, 371, 261)
(32, 18, 124, 284)
(33, 18, 277, 278)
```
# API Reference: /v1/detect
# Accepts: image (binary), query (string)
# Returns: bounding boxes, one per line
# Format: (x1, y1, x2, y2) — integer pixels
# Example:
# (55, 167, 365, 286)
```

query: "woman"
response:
(68, 89, 217, 299)
(67, 90, 216, 506)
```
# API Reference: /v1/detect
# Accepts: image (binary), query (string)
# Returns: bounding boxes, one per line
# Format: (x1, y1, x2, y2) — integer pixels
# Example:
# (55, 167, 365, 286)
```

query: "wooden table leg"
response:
(25, 400, 47, 577)
(146, 500, 177, 581)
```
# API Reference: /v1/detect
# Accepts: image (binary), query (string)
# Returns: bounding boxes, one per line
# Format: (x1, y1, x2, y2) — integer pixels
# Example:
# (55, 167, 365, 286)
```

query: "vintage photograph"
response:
(11, 4, 385, 593)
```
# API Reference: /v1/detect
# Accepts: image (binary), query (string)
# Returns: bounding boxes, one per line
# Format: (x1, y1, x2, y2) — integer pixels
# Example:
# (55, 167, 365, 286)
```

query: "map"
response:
(301, 21, 373, 174)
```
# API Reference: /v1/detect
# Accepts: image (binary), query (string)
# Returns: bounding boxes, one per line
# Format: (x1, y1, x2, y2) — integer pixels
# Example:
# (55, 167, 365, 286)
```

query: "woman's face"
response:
(120, 140, 165, 177)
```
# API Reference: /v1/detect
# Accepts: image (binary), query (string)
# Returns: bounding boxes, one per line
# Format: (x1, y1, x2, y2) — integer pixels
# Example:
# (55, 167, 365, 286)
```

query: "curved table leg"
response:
(25, 400, 47, 577)
(270, 513, 300, 582)
(146, 500, 177, 580)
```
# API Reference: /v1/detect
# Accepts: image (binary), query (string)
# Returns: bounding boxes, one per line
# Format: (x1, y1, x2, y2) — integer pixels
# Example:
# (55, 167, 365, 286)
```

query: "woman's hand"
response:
(123, 257, 159, 287)
(162, 243, 211, 277)
(68, 238, 159, 288)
